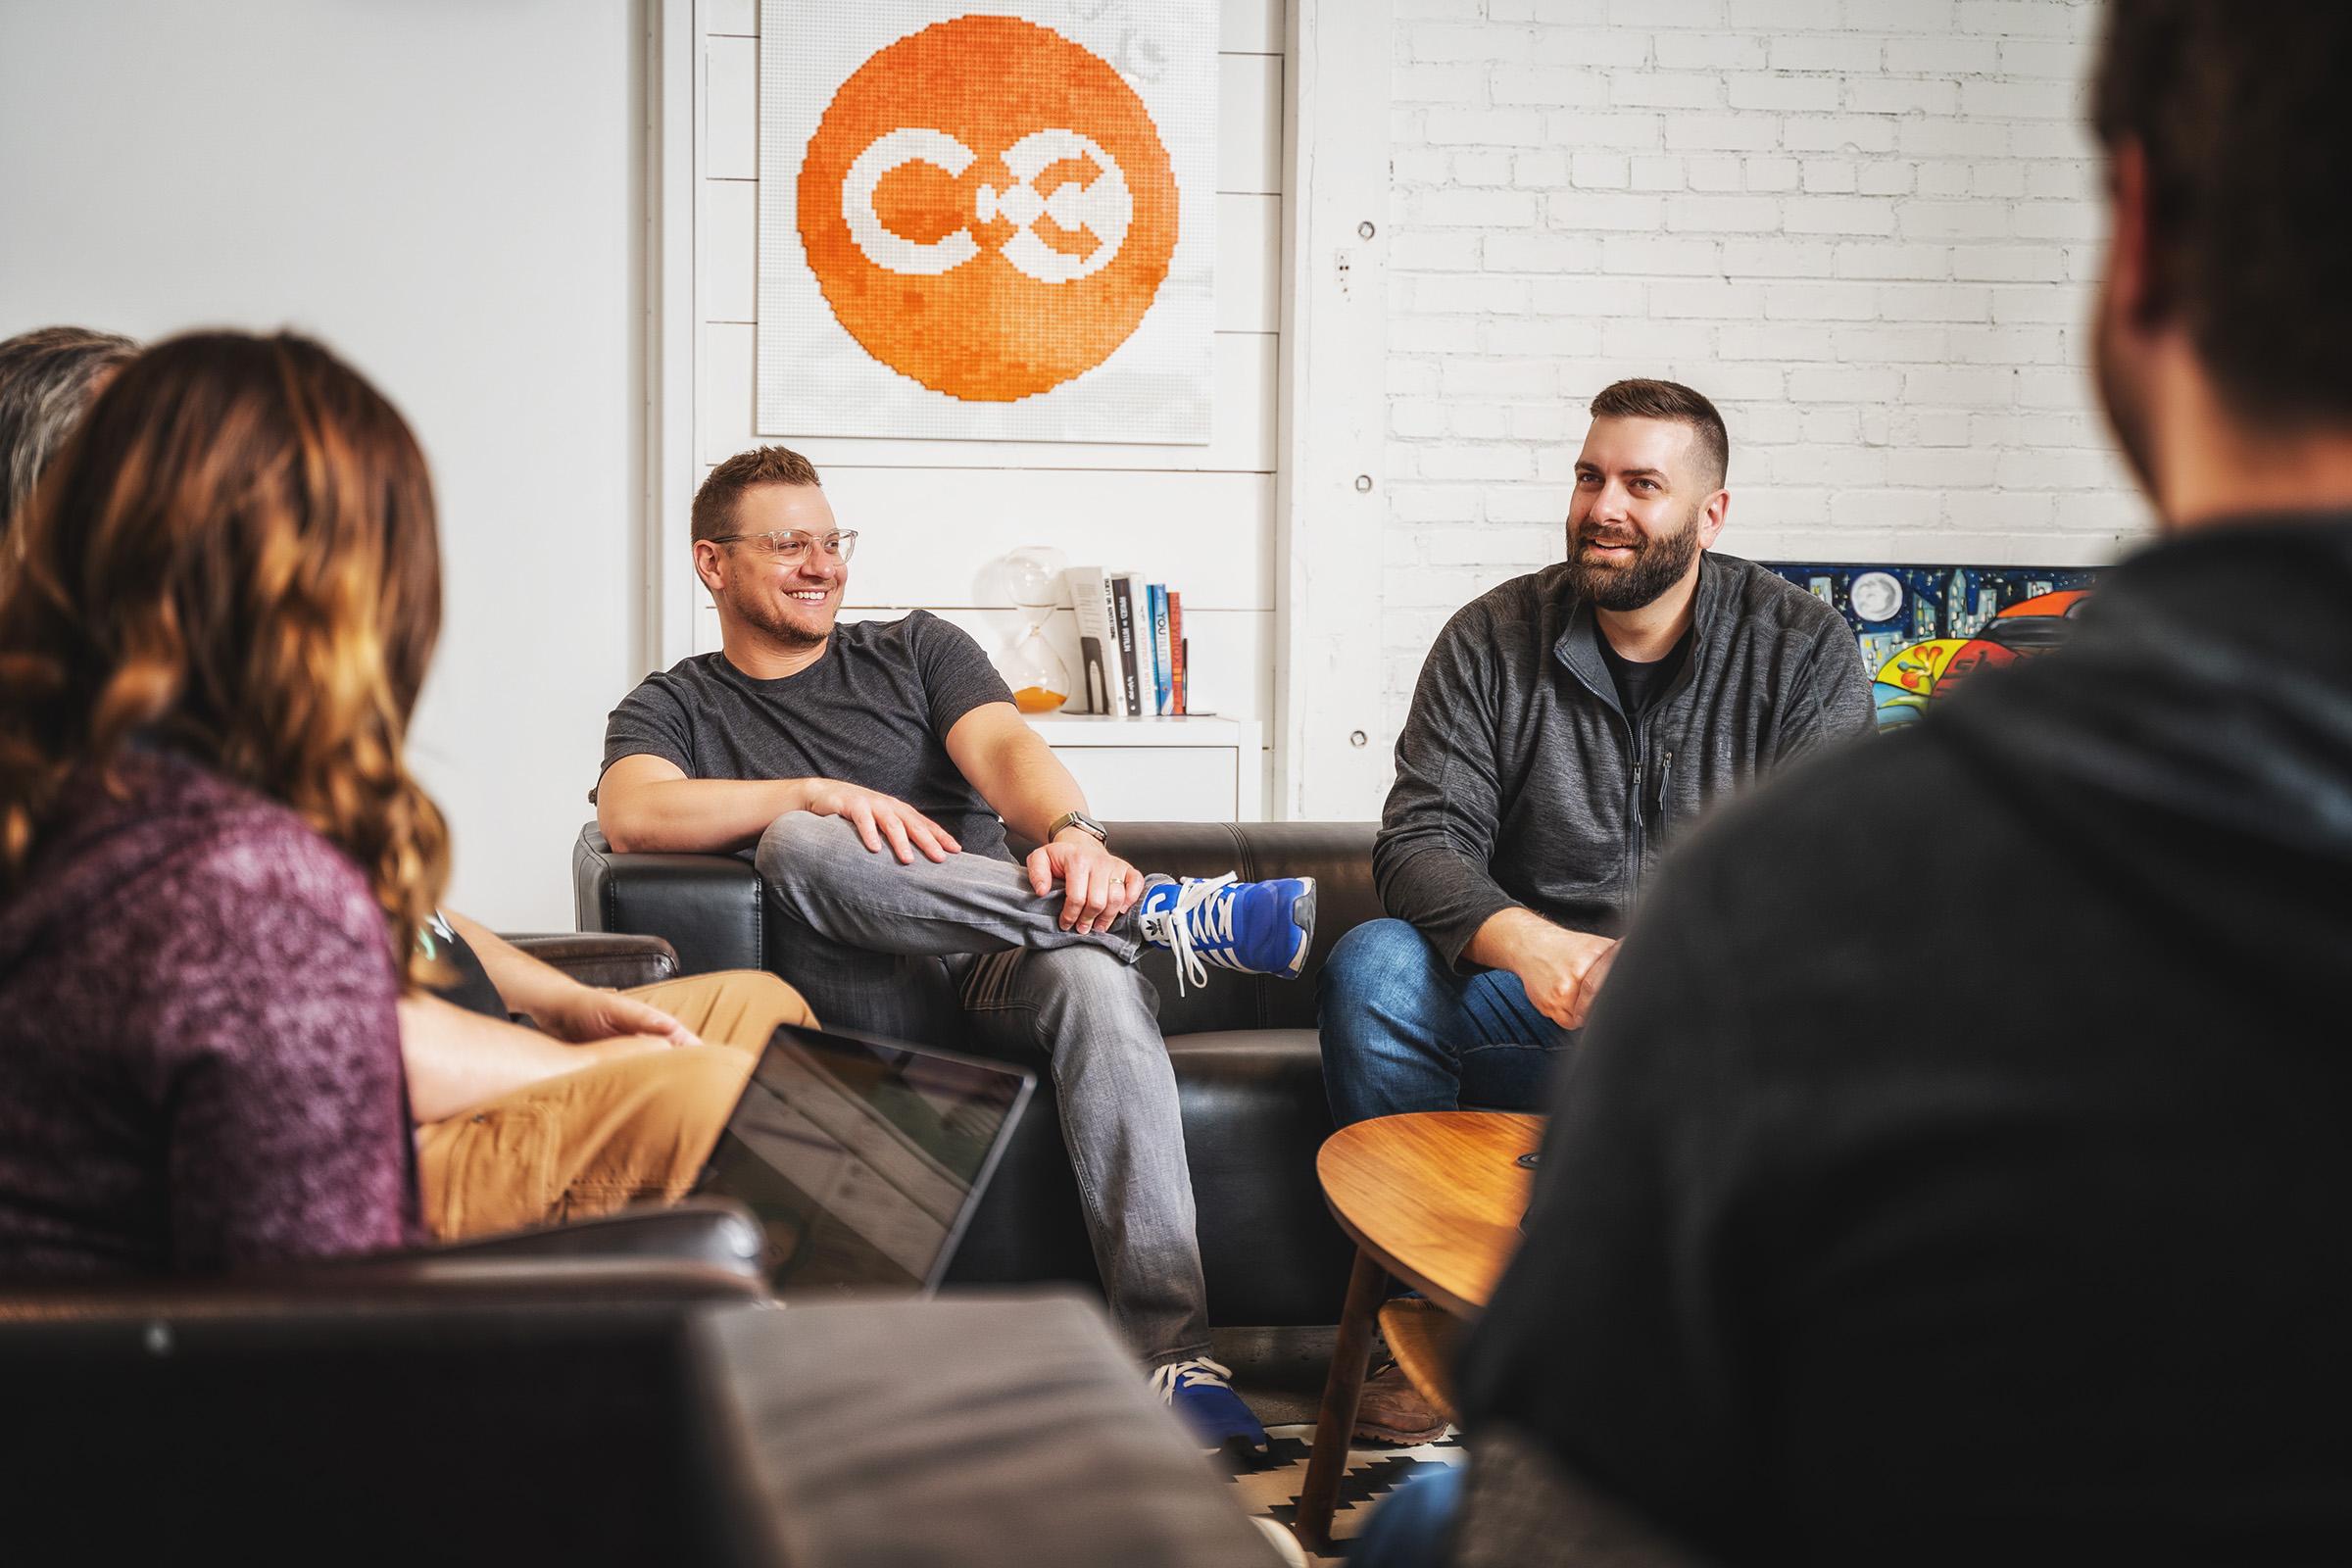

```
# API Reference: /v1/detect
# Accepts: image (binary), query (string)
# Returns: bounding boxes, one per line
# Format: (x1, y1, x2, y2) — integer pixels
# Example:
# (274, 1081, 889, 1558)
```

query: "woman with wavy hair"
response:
(0, 330, 448, 1273)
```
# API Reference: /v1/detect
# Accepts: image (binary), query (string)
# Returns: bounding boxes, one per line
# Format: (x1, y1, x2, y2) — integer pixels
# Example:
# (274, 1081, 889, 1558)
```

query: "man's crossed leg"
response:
(755, 810, 1314, 1457)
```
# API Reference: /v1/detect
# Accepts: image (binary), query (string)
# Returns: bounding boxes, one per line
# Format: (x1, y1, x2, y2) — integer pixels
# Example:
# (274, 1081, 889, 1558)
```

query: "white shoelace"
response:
(1136, 872, 1238, 998)
(1150, 1355, 1237, 1400)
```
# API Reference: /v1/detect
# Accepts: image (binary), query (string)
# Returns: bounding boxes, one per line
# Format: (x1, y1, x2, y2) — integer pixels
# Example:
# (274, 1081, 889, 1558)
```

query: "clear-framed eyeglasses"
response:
(705, 528, 859, 565)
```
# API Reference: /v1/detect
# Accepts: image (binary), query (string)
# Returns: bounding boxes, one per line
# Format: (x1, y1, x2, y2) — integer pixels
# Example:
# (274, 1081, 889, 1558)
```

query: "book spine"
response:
(1149, 584, 1173, 716)
(1132, 576, 1160, 715)
(1101, 572, 1127, 714)
(1168, 591, 1186, 715)
(1110, 575, 1142, 717)
(1067, 566, 1118, 715)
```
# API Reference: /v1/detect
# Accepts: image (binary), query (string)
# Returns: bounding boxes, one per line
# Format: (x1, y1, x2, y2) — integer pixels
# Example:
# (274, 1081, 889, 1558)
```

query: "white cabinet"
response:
(1026, 715, 1264, 823)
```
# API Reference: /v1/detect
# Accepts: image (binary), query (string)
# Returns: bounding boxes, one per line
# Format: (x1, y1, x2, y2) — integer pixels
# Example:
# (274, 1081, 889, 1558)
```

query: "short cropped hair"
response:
(692, 445, 822, 542)
(2094, 2, 2352, 425)
(0, 326, 139, 536)
(1589, 378, 1729, 489)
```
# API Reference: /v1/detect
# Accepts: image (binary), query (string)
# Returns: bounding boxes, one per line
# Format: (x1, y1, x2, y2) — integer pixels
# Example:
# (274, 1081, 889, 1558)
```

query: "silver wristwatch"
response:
(1047, 809, 1107, 845)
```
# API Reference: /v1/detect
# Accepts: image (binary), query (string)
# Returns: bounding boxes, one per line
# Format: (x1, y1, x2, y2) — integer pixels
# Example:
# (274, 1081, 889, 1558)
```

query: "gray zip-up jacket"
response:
(1376, 550, 1875, 967)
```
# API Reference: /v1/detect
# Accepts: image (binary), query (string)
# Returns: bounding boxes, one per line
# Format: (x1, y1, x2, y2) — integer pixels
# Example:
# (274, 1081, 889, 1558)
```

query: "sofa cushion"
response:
(1168, 1028, 1354, 1326)
(944, 1024, 1353, 1325)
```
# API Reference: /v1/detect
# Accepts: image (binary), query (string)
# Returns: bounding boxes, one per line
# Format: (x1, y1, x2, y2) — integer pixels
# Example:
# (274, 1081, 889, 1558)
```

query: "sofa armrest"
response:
(701, 1295, 1287, 1567)
(0, 1254, 765, 1323)
(502, 930, 679, 990)
(1, 1287, 775, 1562)
(436, 1197, 763, 1278)
(0, 1202, 769, 1325)
(573, 821, 764, 976)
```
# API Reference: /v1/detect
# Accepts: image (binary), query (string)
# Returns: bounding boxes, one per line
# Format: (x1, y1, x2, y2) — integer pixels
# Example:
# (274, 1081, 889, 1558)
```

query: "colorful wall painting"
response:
(1763, 564, 2102, 731)
(757, 1, 1216, 443)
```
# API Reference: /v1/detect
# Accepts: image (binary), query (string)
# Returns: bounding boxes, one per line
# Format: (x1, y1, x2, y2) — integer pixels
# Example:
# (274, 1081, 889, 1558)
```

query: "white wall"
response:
(0, 0, 644, 928)
(2, 0, 2148, 873)
(1381, 0, 2138, 730)
(693, 0, 1287, 804)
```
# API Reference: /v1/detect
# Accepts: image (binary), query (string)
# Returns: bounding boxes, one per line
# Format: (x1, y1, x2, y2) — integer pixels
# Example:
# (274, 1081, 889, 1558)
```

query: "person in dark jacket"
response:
(1319, 379, 1874, 1133)
(1416, 4, 2352, 1564)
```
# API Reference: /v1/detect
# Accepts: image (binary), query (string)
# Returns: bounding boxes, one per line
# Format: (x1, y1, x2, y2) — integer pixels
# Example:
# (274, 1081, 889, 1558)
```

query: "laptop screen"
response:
(697, 1023, 1033, 1296)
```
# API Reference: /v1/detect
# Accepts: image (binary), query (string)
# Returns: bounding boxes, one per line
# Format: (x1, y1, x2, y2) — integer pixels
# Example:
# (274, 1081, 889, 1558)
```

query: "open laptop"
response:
(695, 1021, 1034, 1298)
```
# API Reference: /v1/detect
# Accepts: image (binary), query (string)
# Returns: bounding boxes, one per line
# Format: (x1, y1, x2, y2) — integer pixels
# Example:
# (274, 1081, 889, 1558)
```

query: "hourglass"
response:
(1002, 547, 1072, 714)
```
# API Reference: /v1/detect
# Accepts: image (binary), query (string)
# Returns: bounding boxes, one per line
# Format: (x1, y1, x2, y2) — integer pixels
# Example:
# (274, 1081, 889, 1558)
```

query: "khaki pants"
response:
(416, 970, 816, 1242)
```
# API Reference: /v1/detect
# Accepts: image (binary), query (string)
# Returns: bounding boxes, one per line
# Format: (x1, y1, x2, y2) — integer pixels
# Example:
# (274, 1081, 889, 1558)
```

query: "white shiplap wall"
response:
(693, 0, 1286, 808)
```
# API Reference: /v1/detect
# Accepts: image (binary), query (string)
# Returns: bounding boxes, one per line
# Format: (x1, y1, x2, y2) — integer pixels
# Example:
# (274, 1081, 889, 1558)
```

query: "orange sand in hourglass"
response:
(1013, 684, 1067, 713)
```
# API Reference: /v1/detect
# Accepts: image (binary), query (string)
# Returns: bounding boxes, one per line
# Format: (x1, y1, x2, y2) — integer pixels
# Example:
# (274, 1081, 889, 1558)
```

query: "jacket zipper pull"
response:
(1654, 749, 1675, 826)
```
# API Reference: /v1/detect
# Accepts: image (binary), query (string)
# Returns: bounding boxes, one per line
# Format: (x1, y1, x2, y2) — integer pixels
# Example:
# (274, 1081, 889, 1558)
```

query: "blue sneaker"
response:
(1152, 1356, 1270, 1459)
(1135, 873, 1316, 996)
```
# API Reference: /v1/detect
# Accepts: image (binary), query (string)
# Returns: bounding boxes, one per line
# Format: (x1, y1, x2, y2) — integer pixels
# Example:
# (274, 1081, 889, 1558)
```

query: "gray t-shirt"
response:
(599, 612, 1017, 862)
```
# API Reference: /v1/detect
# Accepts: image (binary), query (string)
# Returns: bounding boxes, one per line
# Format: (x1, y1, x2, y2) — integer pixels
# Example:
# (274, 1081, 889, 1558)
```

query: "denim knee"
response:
(753, 809, 851, 894)
(1318, 918, 1447, 1034)
(1017, 944, 1160, 1043)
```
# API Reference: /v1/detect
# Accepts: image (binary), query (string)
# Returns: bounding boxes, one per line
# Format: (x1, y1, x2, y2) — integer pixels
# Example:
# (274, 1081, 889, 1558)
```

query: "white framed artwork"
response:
(757, 0, 1217, 443)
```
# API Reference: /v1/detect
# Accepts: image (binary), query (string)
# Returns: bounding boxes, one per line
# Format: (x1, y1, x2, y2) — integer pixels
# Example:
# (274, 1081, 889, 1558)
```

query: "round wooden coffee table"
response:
(1289, 1109, 1543, 1551)
(1295, 1110, 1544, 1551)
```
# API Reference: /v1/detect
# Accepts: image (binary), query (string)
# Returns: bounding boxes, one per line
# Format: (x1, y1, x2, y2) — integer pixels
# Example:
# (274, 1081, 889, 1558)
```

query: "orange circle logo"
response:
(798, 16, 1179, 404)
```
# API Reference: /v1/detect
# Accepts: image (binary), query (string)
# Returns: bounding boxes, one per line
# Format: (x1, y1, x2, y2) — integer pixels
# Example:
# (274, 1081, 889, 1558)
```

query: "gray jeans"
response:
(753, 811, 1208, 1365)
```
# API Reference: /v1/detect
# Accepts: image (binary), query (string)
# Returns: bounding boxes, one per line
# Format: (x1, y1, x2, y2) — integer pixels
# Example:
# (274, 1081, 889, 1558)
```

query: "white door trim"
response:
(645, 0, 702, 674)
(1274, 0, 1393, 819)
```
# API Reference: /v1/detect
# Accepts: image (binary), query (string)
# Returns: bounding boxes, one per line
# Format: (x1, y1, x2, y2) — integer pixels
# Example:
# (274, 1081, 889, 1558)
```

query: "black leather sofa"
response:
(575, 820, 1379, 1327)
(1, 1232, 1287, 1566)
(0, 1202, 780, 1561)
(0, 932, 1291, 1564)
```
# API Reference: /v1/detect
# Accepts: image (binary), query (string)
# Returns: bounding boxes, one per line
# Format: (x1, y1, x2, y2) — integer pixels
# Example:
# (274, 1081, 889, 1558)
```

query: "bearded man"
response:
(1318, 376, 1872, 1177)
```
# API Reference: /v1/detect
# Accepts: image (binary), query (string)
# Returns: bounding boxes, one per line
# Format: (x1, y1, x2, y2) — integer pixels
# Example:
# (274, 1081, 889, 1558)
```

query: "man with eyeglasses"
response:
(594, 444, 1316, 1458)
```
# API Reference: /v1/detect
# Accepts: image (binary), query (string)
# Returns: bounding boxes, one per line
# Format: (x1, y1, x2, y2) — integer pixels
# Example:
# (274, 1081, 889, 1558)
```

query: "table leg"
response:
(1295, 1245, 1388, 1553)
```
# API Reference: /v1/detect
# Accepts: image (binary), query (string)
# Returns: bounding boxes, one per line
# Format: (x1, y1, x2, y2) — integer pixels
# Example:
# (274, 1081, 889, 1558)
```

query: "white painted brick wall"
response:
(1382, 0, 2138, 726)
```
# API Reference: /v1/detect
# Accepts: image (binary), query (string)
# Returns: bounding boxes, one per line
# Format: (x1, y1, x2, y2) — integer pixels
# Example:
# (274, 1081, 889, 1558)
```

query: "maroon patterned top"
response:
(0, 751, 420, 1277)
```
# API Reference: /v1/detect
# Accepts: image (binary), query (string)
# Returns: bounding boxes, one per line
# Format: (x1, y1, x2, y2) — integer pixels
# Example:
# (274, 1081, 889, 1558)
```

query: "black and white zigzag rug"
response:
(1213, 1423, 1466, 1564)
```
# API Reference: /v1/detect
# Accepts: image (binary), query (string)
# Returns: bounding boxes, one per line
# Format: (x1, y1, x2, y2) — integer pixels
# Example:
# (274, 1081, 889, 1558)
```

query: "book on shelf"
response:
(1057, 566, 1206, 721)
(1148, 583, 1174, 716)
(1066, 565, 1120, 715)
(1168, 591, 1186, 715)
(1109, 573, 1144, 718)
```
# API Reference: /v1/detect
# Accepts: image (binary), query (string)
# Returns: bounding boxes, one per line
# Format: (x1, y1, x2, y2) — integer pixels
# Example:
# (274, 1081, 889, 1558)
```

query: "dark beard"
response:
(1563, 509, 1704, 611)
(730, 591, 830, 649)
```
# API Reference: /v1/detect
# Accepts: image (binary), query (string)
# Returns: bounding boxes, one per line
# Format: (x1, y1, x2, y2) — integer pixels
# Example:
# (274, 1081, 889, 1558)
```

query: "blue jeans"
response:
(1350, 1464, 1465, 1568)
(1316, 918, 1573, 1127)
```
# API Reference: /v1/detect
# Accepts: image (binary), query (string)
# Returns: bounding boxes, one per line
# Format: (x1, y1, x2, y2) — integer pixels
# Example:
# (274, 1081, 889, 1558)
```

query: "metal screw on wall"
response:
(1349, 730, 1368, 748)
(1358, 220, 1376, 239)
(1354, 474, 1373, 493)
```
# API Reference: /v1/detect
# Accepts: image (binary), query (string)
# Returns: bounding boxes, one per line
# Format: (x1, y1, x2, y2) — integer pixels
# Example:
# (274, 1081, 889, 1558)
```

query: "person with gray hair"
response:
(0, 326, 139, 536)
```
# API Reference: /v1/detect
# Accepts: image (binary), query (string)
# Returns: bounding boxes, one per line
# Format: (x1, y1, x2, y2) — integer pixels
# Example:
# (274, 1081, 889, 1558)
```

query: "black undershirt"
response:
(1598, 622, 1693, 721)
(420, 910, 506, 1019)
